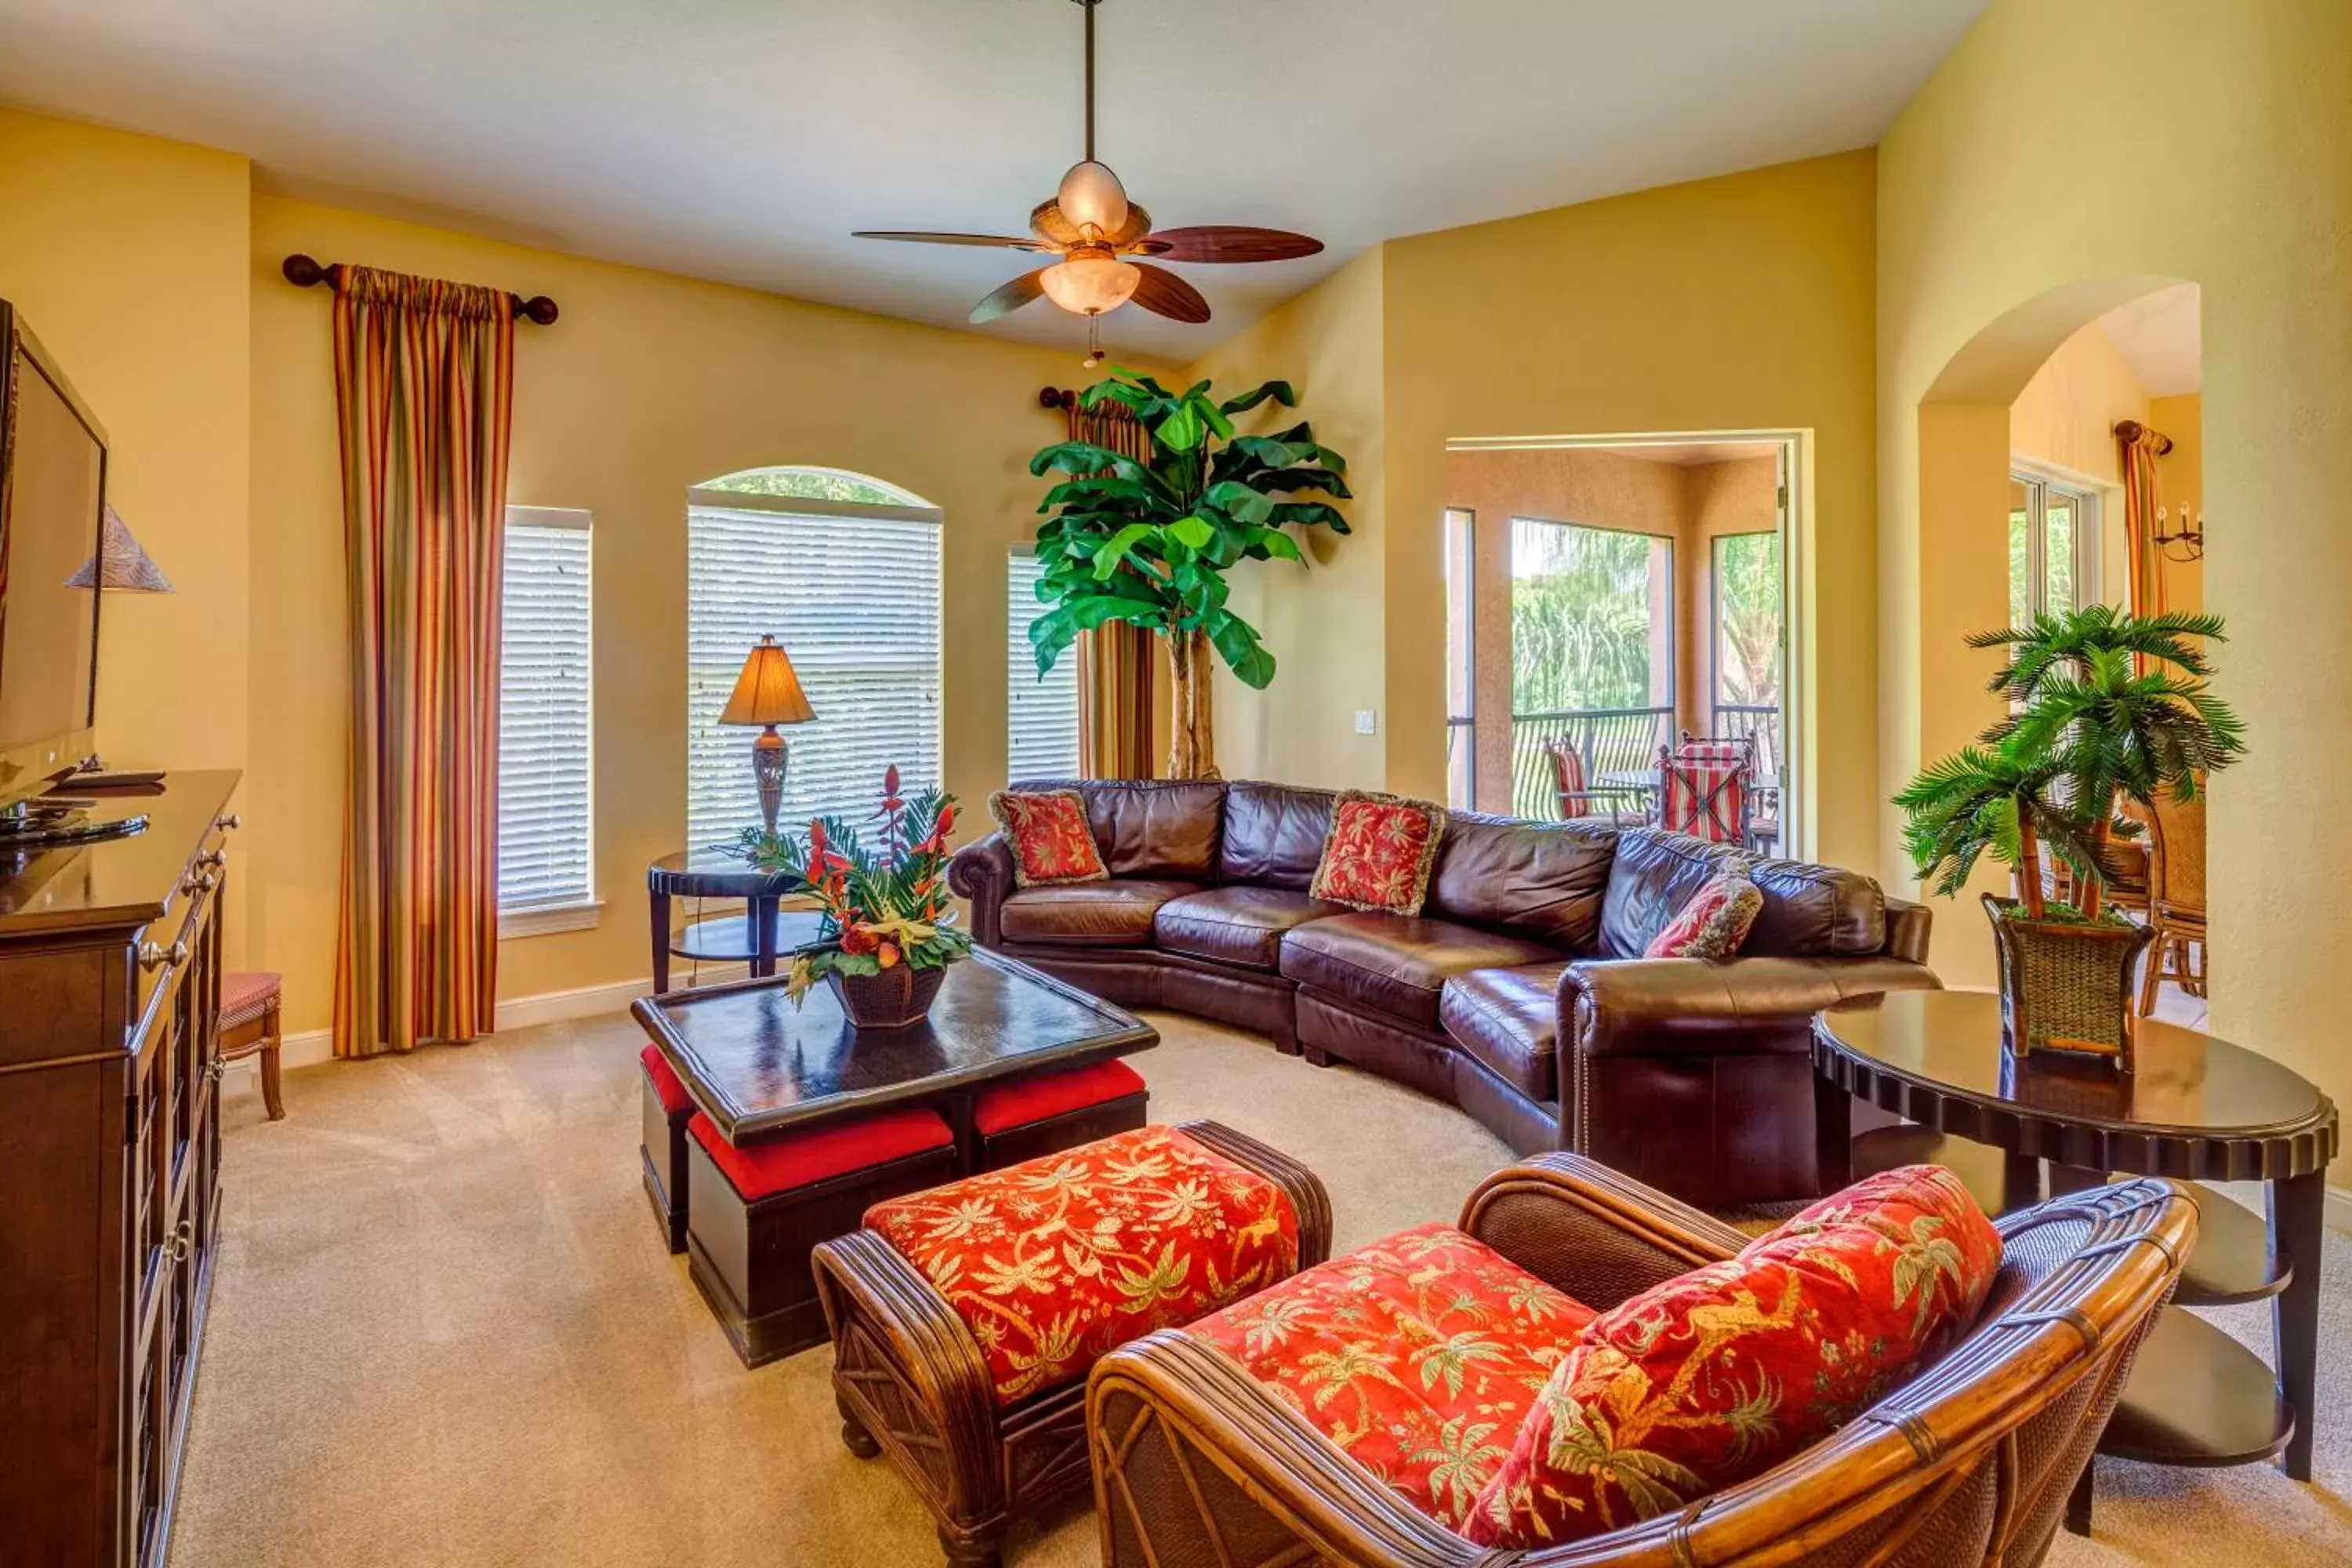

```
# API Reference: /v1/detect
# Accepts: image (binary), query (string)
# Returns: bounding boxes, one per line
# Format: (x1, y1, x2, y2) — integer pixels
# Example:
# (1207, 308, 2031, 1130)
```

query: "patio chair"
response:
(1540, 737, 1646, 825)
(2137, 787, 2207, 1014)
(1656, 730, 1754, 844)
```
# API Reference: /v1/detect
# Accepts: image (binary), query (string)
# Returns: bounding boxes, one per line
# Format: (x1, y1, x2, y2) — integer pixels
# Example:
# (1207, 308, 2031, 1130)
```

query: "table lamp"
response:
(720, 634, 814, 833)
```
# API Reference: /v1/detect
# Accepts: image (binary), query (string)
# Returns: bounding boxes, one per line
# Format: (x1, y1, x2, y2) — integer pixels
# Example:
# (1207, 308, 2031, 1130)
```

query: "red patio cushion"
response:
(865, 1125, 1300, 1406)
(973, 1058, 1147, 1136)
(639, 1044, 695, 1118)
(688, 1108, 953, 1202)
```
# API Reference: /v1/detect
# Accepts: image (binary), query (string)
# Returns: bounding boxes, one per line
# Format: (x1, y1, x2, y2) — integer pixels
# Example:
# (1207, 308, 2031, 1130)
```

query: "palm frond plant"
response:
(1026, 368, 1352, 779)
(1896, 603, 2247, 1056)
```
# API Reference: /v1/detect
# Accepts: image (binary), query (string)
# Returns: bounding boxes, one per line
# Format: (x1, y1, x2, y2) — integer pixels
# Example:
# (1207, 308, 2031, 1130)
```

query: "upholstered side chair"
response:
(1086, 1154, 2191, 1568)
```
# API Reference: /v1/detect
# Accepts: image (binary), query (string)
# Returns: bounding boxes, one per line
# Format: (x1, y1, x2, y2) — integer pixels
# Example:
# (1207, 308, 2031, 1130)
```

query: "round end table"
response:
(1813, 989, 2337, 1524)
(647, 850, 825, 993)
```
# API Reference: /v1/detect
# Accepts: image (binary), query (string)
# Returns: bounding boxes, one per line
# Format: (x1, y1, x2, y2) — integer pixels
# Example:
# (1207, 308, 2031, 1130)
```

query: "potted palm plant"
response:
(1895, 605, 2245, 1061)
(1026, 369, 1352, 779)
(732, 768, 974, 1031)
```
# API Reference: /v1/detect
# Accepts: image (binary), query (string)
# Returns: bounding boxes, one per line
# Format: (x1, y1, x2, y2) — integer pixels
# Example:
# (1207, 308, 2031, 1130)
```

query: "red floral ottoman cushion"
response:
(1190, 1222, 1598, 1530)
(988, 788, 1109, 887)
(1308, 789, 1449, 915)
(863, 1125, 1300, 1406)
(1464, 1163, 2002, 1548)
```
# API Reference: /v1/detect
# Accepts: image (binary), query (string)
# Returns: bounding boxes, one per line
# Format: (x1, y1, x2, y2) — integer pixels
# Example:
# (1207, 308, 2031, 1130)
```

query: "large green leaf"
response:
(1168, 516, 1217, 551)
(1207, 610, 1277, 688)
(1092, 521, 1159, 579)
(1156, 401, 1206, 453)
(1204, 481, 1276, 524)
(1219, 380, 1298, 416)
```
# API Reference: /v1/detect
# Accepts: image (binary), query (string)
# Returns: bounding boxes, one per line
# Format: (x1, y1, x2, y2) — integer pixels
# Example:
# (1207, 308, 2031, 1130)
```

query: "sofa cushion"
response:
(1428, 813, 1617, 950)
(864, 1125, 1301, 1406)
(1438, 962, 1568, 1102)
(1597, 827, 1738, 958)
(989, 788, 1109, 887)
(1014, 778, 1226, 881)
(1218, 781, 1336, 890)
(1745, 856, 1888, 958)
(1465, 1163, 2002, 1548)
(1309, 791, 1450, 915)
(1280, 913, 1564, 1029)
(1189, 1221, 1597, 1533)
(999, 879, 1204, 946)
(1155, 885, 1348, 971)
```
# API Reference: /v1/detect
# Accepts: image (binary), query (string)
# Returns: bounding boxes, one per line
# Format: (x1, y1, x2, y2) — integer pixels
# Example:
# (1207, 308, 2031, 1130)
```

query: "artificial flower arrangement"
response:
(733, 767, 973, 1025)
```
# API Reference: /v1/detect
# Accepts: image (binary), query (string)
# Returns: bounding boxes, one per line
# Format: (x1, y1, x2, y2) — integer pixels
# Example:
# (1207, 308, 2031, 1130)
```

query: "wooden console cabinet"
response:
(0, 772, 240, 1568)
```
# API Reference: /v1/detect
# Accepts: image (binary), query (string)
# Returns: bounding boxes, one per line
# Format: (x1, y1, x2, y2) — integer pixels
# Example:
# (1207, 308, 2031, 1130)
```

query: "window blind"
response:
(687, 493, 942, 849)
(1007, 551, 1081, 779)
(498, 509, 594, 911)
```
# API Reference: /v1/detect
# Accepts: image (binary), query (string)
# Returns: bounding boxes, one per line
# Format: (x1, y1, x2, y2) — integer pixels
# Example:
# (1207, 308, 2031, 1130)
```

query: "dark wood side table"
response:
(1813, 989, 2337, 1511)
(646, 849, 823, 993)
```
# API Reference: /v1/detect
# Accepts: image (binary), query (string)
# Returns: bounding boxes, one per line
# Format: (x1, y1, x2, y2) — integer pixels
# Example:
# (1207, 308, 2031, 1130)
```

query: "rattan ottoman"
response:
(812, 1120, 1330, 1568)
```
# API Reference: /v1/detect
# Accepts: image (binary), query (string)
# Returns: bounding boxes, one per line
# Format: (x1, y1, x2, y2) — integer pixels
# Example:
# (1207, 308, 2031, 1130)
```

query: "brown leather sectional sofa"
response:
(949, 779, 1938, 1207)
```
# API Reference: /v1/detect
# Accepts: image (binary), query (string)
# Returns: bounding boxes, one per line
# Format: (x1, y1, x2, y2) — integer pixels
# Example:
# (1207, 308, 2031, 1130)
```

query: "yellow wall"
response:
(1878, 0, 2352, 1108)
(2148, 391, 2203, 615)
(1381, 151, 1880, 869)
(1185, 248, 1387, 789)
(247, 196, 1115, 1030)
(0, 109, 254, 952)
(1678, 458, 1777, 740)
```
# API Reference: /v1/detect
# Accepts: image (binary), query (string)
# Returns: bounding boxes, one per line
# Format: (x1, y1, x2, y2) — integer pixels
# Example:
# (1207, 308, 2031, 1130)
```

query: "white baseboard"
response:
(251, 962, 753, 1073)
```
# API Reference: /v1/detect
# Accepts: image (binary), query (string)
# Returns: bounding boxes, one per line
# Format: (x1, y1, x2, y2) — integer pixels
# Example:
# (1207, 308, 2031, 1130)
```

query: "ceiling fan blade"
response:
(855, 230, 1044, 250)
(971, 268, 1048, 324)
(1130, 263, 1211, 325)
(1135, 226, 1324, 264)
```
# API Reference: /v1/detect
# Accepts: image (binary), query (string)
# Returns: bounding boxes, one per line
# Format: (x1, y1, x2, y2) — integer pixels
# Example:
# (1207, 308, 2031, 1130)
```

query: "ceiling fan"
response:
(852, 0, 1323, 345)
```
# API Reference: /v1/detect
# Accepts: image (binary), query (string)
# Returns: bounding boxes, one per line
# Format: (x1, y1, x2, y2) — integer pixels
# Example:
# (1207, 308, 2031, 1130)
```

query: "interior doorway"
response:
(1443, 432, 1806, 858)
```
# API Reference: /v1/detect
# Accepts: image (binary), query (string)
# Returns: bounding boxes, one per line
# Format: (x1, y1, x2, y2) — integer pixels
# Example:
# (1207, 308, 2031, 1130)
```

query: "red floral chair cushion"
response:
(988, 788, 1109, 887)
(1643, 869, 1763, 960)
(863, 1124, 1300, 1406)
(1464, 1163, 2002, 1548)
(1308, 790, 1449, 916)
(1190, 1222, 1598, 1530)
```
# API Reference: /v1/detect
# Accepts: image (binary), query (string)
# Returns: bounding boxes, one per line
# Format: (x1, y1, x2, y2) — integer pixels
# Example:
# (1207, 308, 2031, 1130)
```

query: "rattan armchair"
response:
(1086, 1153, 2192, 1568)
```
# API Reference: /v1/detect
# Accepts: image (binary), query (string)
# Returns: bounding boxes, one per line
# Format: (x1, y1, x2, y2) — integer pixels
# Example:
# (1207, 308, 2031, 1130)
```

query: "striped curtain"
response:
(2119, 422, 2168, 620)
(1067, 401, 1158, 779)
(329, 266, 515, 1058)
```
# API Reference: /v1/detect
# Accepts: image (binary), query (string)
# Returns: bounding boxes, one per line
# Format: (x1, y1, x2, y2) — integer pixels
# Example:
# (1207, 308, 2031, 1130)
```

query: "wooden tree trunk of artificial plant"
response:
(1164, 629, 1221, 781)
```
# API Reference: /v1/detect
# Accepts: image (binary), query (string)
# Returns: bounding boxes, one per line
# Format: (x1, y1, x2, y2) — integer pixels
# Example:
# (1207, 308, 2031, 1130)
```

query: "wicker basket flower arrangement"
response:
(1896, 605, 2244, 1062)
(732, 768, 973, 1030)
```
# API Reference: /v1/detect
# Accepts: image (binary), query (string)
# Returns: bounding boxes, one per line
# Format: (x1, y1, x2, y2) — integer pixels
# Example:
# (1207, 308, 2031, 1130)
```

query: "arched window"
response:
(685, 467, 942, 847)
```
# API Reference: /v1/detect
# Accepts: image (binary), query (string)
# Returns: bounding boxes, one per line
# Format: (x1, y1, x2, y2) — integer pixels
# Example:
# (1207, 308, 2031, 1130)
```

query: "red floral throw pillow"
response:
(1308, 790, 1449, 915)
(988, 788, 1108, 887)
(1464, 1163, 2002, 1548)
(1643, 868, 1763, 960)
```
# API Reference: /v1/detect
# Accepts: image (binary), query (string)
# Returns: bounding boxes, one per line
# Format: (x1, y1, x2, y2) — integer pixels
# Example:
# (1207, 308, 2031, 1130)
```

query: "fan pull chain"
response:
(1083, 314, 1105, 369)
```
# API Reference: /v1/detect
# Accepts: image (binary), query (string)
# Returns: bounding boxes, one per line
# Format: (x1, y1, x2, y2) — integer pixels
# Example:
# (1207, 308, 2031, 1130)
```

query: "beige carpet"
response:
(171, 1011, 2352, 1566)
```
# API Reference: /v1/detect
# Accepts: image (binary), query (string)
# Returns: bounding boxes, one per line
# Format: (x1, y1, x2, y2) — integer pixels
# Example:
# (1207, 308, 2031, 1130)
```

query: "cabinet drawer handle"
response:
(171, 1221, 192, 1261)
(137, 940, 191, 972)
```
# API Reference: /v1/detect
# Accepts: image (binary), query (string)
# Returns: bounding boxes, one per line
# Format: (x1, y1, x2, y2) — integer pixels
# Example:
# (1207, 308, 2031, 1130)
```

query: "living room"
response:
(0, 2, 2346, 1565)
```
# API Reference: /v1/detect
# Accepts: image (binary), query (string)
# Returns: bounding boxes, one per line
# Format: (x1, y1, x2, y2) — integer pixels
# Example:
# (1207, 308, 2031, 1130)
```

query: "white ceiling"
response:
(2097, 282, 2202, 397)
(0, 0, 1990, 359)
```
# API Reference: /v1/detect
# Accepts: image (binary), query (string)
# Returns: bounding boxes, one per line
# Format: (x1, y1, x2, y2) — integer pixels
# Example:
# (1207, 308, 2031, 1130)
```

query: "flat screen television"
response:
(0, 299, 107, 818)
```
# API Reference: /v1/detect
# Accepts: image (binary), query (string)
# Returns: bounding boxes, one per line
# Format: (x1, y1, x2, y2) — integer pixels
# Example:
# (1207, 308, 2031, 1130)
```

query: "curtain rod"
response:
(2114, 418, 2174, 456)
(281, 253, 559, 325)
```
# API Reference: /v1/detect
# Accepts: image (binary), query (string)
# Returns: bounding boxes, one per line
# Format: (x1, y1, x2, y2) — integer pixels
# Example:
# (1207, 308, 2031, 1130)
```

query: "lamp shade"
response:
(1040, 252, 1141, 317)
(719, 634, 815, 727)
(65, 504, 173, 593)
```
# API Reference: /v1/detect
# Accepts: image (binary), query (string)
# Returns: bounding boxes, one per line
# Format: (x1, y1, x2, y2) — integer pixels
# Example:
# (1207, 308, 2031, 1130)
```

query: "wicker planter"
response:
(1981, 894, 2153, 1065)
(826, 961, 949, 1032)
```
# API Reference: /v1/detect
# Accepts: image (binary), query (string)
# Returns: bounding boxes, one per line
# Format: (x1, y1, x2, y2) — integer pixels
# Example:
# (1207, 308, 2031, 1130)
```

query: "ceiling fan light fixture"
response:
(1040, 250, 1139, 316)
(1057, 160, 1130, 241)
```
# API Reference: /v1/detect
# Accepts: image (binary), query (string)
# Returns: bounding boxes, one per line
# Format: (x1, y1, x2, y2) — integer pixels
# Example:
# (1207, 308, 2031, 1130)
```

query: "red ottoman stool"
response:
(814, 1121, 1330, 1568)
(685, 1106, 958, 1367)
(971, 1057, 1150, 1171)
(639, 1045, 695, 1253)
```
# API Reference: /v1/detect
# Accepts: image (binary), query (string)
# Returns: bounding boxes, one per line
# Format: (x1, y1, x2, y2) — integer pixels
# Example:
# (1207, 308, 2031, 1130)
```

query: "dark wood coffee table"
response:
(1813, 989, 2337, 1515)
(632, 950, 1160, 1362)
